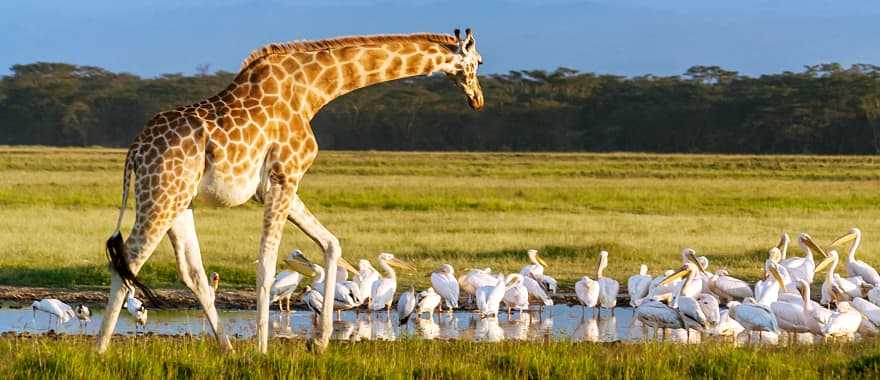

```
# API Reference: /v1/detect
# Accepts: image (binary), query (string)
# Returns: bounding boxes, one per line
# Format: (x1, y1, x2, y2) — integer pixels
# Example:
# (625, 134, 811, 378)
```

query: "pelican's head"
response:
(814, 250, 839, 274)
(768, 247, 782, 263)
(799, 233, 828, 258)
(639, 264, 648, 276)
(765, 261, 786, 289)
(682, 249, 707, 275)
(830, 227, 862, 248)
(359, 259, 375, 271)
(378, 252, 417, 271)
(527, 249, 548, 267)
(210, 272, 220, 291)
(435, 263, 455, 275)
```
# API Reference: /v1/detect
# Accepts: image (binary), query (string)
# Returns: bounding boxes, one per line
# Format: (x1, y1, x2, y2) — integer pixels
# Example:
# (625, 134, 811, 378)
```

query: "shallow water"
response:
(0, 304, 829, 345)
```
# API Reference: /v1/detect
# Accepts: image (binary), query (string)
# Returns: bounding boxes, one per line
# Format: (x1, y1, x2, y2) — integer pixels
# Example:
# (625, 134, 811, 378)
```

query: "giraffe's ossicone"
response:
(96, 29, 484, 354)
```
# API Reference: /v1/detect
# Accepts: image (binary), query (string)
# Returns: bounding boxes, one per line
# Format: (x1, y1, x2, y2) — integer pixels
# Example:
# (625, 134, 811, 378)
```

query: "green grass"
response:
(2, 147, 880, 290)
(2, 336, 880, 379)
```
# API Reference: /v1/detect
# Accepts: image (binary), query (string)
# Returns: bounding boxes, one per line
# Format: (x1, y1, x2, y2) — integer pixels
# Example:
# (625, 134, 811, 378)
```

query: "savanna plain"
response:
(2, 147, 880, 378)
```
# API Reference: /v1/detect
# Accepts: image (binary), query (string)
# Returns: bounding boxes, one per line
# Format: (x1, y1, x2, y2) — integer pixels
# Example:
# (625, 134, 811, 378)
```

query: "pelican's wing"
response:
(677, 297, 707, 328)
(397, 291, 416, 321)
(271, 271, 303, 299)
(431, 272, 460, 308)
(598, 278, 619, 308)
(417, 293, 442, 313)
(523, 275, 552, 305)
(370, 279, 396, 310)
(852, 261, 880, 286)
(475, 286, 490, 314)
(714, 275, 754, 299)
(627, 274, 651, 302)
(770, 301, 806, 330)
(542, 275, 558, 294)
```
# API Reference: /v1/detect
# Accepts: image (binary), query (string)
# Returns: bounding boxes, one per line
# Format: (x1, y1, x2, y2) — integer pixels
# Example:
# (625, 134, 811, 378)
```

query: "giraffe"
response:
(96, 29, 484, 354)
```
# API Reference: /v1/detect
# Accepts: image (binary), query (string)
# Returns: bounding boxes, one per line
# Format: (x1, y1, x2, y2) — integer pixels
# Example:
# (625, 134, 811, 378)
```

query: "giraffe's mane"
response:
(240, 33, 458, 71)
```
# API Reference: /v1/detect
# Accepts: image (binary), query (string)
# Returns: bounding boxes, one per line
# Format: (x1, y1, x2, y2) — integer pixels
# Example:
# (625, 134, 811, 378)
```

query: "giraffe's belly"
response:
(196, 158, 268, 207)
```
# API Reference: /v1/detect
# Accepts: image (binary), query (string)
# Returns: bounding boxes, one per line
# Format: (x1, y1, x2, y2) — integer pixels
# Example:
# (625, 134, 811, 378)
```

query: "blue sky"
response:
(2, 0, 879, 77)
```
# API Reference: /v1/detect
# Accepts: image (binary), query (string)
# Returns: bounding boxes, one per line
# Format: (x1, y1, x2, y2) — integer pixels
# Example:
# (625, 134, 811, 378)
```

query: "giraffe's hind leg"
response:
(168, 209, 233, 351)
(286, 193, 343, 353)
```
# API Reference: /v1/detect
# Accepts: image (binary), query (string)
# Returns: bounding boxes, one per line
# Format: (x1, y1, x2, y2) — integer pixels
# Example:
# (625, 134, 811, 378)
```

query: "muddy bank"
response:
(0, 286, 258, 309)
(0, 285, 600, 309)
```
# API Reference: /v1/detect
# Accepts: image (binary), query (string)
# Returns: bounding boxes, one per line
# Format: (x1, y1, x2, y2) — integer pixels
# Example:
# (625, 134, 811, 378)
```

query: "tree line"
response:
(2, 62, 880, 153)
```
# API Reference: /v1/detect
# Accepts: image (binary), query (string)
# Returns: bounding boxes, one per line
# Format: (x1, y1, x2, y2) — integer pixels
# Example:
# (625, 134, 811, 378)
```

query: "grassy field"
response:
(3, 336, 880, 379)
(2, 147, 880, 291)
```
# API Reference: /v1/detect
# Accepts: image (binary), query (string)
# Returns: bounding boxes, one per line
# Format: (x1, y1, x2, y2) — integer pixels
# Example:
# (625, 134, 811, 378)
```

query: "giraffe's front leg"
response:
(286, 193, 342, 353)
(256, 182, 295, 354)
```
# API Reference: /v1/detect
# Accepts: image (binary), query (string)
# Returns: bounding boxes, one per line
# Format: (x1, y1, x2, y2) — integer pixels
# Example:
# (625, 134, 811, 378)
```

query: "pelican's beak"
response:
(684, 251, 706, 274)
(389, 257, 417, 271)
(801, 234, 828, 258)
(537, 256, 549, 268)
(284, 254, 314, 273)
(776, 233, 789, 250)
(768, 265, 786, 289)
(338, 257, 358, 273)
(830, 231, 858, 248)
(814, 255, 835, 274)
(660, 265, 691, 286)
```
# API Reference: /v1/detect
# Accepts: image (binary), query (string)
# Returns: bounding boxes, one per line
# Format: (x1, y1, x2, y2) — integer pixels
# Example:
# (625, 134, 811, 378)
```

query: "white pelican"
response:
(597, 251, 619, 313)
(125, 287, 148, 333)
(397, 287, 417, 323)
(416, 287, 442, 319)
(301, 286, 323, 323)
(769, 299, 810, 345)
(74, 304, 91, 329)
(642, 249, 702, 304)
(627, 264, 652, 307)
(458, 268, 496, 304)
(707, 309, 745, 339)
(727, 298, 778, 342)
(502, 274, 529, 317)
(754, 260, 787, 306)
(306, 263, 358, 314)
(816, 250, 850, 306)
(659, 262, 720, 337)
(522, 272, 553, 308)
(575, 275, 600, 316)
(370, 253, 416, 316)
(475, 274, 509, 318)
(707, 269, 753, 303)
(354, 259, 380, 305)
(521, 249, 557, 293)
(633, 297, 682, 341)
(31, 299, 76, 330)
(822, 301, 862, 339)
(831, 227, 880, 286)
(782, 233, 826, 285)
(431, 264, 460, 311)
(834, 274, 872, 299)
(766, 247, 795, 293)
(851, 297, 880, 335)
(795, 280, 832, 336)
(270, 270, 303, 312)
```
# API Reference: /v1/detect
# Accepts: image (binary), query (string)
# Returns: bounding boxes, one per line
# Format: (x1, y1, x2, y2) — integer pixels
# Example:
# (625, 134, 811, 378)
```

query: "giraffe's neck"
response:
(245, 40, 459, 122)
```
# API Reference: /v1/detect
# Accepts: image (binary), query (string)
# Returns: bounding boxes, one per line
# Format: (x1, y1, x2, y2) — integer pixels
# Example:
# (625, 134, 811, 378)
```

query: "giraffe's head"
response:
(448, 28, 484, 111)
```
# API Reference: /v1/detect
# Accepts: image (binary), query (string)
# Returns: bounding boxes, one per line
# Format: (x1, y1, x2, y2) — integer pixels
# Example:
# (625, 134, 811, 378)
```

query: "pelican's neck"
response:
(312, 265, 326, 286)
(826, 255, 838, 284)
(597, 257, 607, 279)
(848, 232, 861, 263)
(672, 271, 693, 308)
(800, 240, 814, 264)
(780, 238, 789, 260)
(380, 259, 397, 280)
(801, 287, 813, 313)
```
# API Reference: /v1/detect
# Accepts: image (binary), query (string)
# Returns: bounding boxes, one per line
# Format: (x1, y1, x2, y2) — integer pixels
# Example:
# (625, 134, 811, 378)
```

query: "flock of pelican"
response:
(27, 227, 880, 345)
(630, 228, 880, 343)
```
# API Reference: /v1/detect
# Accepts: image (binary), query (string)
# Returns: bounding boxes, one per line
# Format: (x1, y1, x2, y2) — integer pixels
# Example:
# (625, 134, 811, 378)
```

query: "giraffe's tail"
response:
(106, 148, 160, 304)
